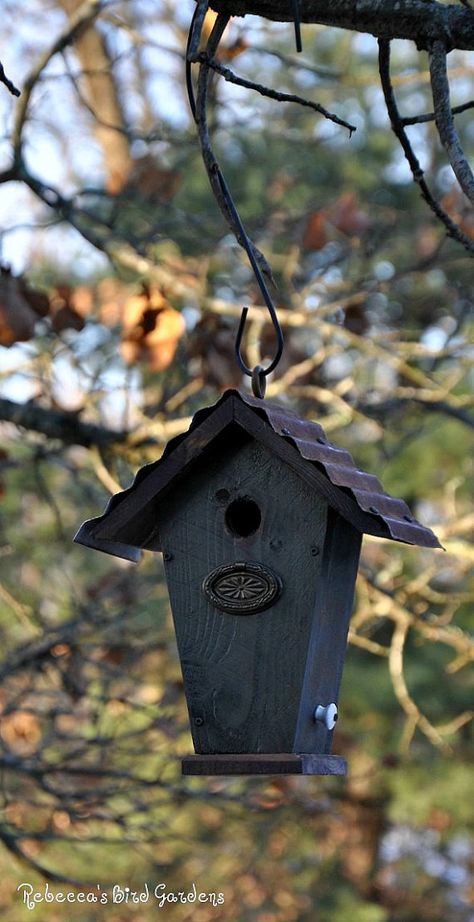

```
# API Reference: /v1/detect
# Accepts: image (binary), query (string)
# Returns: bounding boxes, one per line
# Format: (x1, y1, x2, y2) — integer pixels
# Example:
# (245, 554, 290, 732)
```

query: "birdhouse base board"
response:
(181, 753, 347, 776)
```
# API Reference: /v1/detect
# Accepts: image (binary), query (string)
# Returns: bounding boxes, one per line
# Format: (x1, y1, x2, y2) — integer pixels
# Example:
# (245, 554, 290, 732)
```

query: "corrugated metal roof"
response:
(234, 391, 441, 547)
(74, 389, 441, 558)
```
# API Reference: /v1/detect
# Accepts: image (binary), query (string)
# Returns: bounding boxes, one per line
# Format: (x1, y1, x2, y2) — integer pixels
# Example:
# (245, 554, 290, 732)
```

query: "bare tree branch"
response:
(378, 38, 474, 254)
(198, 54, 356, 133)
(209, 0, 474, 52)
(429, 39, 474, 205)
(0, 61, 20, 97)
(402, 98, 474, 125)
(0, 397, 128, 448)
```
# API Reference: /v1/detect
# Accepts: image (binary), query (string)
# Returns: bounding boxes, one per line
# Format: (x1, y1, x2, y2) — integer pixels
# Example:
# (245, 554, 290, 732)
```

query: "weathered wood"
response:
(91, 398, 235, 545)
(96, 392, 381, 545)
(77, 391, 440, 553)
(294, 508, 362, 754)
(158, 432, 328, 755)
(233, 403, 379, 536)
(74, 389, 440, 775)
(181, 753, 347, 776)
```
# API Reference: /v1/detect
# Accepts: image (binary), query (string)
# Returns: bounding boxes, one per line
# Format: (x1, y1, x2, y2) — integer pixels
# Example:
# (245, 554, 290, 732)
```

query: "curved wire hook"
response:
(215, 167, 284, 383)
(185, 0, 209, 121)
(186, 4, 284, 397)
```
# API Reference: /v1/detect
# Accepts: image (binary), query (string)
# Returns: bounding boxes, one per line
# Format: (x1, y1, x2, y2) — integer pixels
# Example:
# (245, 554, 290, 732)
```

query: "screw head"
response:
(314, 703, 338, 730)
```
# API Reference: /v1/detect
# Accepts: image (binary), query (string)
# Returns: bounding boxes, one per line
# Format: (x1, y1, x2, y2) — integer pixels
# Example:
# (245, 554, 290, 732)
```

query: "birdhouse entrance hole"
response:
(225, 497, 261, 537)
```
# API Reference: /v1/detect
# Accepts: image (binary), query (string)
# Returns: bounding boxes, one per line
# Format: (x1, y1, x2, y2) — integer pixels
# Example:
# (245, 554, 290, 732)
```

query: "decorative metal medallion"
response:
(202, 562, 282, 615)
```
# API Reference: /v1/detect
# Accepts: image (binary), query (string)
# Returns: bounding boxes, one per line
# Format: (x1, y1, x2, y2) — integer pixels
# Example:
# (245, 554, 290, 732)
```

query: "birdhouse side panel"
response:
(156, 431, 328, 755)
(294, 508, 362, 754)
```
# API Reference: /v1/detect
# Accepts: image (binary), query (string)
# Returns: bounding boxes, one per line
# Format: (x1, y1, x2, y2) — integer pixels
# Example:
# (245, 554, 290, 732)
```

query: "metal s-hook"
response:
(235, 306, 283, 399)
(211, 169, 284, 399)
(185, 0, 210, 121)
(186, 4, 284, 399)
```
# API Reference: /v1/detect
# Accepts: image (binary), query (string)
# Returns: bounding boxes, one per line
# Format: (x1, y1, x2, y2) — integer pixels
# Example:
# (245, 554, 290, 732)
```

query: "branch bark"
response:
(0, 397, 127, 448)
(430, 40, 474, 205)
(209, 0, 474, 51)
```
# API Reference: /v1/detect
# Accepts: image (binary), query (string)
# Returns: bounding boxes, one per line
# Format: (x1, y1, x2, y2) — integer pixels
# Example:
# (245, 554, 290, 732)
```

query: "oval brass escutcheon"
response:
(202, 562, 282, 615)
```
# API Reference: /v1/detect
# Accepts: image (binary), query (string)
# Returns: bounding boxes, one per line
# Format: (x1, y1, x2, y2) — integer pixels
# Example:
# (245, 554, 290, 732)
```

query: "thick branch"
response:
(378, 39, 474, 254)
(430, 40, 474, 205)
(0, 397, 127, 448)
(209, 0, 474, 52)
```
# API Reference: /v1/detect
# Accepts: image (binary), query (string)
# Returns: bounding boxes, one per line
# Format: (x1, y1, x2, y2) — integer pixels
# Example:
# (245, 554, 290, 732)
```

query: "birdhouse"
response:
(75, 390, 440, 776)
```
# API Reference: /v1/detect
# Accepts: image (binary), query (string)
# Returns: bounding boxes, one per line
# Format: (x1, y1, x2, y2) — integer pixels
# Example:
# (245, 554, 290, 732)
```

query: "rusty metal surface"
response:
(75, 389, 441, 556)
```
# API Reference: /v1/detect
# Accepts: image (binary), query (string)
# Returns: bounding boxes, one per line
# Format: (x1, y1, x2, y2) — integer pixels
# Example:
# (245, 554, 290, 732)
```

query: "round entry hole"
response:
(225, 497, 261, 537)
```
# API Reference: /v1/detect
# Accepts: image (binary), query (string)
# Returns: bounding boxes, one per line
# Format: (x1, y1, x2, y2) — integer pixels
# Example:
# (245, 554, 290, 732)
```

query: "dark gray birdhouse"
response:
(75, 390, 440, 776)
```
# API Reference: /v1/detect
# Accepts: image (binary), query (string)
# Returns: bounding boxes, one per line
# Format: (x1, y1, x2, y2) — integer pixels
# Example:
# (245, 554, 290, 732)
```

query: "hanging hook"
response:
(216, 176, 283, 396)
(185, 0, 210, 121)
(292, 0, 303, 53)
(186, 6, 284, 398)
(235, 305, 283, 396)
(210, 169, 283, 396)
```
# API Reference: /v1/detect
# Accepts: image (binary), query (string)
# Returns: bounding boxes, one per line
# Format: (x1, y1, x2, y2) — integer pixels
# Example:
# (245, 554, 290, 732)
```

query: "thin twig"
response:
(200, 55, 356, 134)
(402, 98, 474, 126)
(252, 45, 342, 79)
(292, 0, 302, 52)
(0, 62, 20, 97)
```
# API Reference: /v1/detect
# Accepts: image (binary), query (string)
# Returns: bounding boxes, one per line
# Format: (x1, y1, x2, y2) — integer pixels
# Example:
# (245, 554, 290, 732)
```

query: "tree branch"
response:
(200, 54, 356, 133)
(429, 40, 474, 205)
(209, 0, 474, 52)
(0, 61, 20, 97)
(402, 98, 474, 126)
(378, 39, 474, 254)
(0, 397, 127, 448)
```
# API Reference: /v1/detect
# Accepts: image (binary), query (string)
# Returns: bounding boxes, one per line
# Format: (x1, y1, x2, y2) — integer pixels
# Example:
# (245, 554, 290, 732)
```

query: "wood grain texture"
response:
(159, 428, 328, 755)
(294, 508, 362, 754)
(95, 399, 235, 544)
(181, 753, 347, 775)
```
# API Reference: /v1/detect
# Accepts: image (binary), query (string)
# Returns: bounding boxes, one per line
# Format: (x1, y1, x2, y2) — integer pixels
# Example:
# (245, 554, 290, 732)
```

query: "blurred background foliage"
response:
(0, 1, 472, 919)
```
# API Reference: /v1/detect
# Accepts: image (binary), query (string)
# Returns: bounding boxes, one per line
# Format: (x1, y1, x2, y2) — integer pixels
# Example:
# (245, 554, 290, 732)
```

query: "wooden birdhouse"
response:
(75, 390, 440, 776)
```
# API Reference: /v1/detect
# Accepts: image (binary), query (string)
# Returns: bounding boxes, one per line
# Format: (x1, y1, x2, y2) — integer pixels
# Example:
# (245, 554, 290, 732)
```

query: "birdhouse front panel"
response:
(152, 425, 329, 756)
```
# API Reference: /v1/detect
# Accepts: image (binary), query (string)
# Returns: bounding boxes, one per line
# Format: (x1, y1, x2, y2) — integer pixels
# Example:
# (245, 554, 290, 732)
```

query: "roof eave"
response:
(74, 389, 442, 555)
